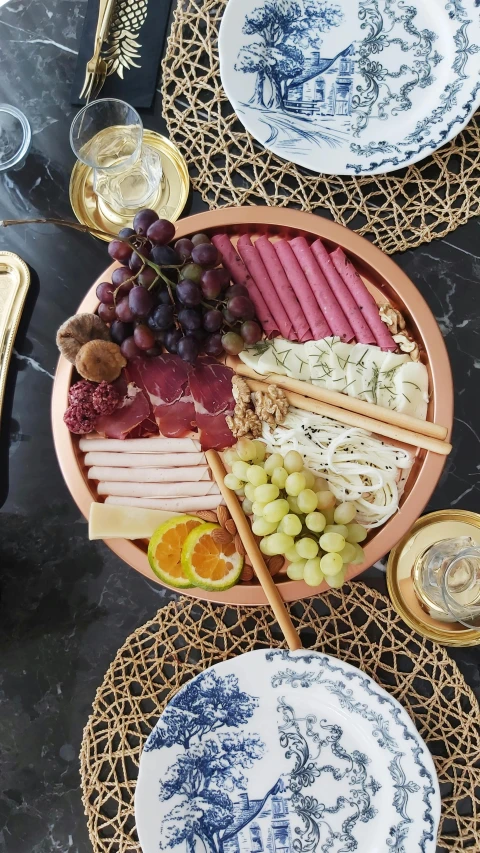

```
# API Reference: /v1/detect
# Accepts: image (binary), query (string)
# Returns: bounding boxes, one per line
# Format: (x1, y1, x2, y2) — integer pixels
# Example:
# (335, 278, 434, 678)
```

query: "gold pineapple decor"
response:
(102, 0, 148, 79)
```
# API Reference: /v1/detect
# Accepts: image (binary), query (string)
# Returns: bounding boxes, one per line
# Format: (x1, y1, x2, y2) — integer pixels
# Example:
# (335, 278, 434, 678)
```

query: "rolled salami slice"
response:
(105, 495, 224, 511)
(310, 240, 376, 345)
(237, 234, 295, 339)
(290, 236, 355, 342)
(211, 233, 278, 336)
(98, 481, 220, 498)
(330, 247, 396, 351)
(274, 240, 331, 340)
(88, 466, 211, 482)
(254, 236, 312, 341)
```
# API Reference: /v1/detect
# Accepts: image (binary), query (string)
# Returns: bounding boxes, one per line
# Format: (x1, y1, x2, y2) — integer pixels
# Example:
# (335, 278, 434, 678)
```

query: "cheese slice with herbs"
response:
(393, 361, 429, 419)
(89, 501, 177, 540)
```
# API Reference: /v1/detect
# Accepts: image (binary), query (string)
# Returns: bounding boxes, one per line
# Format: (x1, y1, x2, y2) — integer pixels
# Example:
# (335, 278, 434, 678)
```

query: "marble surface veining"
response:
(0, 2, 479, 852)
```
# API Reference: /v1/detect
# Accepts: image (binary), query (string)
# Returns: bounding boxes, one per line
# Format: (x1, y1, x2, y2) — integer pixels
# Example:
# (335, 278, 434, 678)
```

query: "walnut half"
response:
(252, 385, 289, 428)
(379, 304, 406, 336)
(393, 333, 420, 362)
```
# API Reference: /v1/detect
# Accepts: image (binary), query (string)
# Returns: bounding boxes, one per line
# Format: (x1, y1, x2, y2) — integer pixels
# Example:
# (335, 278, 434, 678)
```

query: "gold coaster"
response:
(387, 509, 480, 647)
(69, 131, 190, 241)
(0, 252, 31, 426)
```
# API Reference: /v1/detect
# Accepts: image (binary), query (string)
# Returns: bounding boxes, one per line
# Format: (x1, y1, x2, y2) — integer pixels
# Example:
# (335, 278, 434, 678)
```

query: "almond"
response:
(212, 528, 234, 545)
(217, 505, 230, 528)
(267, 555, 284, 577)
(234, 533, 246, 556)
(240, 565, 254, 583)
(194, 510, 218, 523)
(225, 519, 237, 536)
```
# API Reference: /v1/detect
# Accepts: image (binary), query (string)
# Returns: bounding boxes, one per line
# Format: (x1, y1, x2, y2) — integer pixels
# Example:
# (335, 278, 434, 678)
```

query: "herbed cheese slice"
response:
(393, 361, 429, 420)
(88, 501, 176, 540)
(258, 338, 311, 380)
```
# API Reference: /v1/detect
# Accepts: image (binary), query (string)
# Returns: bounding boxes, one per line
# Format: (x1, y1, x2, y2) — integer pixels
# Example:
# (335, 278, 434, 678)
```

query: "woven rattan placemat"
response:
(162, 0, 480, 254)
(80, 583, 479, 852)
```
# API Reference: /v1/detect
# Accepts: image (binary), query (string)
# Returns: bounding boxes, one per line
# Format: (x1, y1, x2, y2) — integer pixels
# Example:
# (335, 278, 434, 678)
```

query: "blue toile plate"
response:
(218, 0, 480, 175)
(135, 649, 440, 852)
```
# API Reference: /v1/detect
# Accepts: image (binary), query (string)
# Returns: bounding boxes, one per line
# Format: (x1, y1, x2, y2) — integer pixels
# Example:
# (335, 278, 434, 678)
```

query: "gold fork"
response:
(79, 0, 117, 102)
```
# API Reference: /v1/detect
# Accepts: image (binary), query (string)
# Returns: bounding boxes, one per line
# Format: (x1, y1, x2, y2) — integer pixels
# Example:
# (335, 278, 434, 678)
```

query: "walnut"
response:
(252, 385, 289, 428)
(231, 376, 251, 406)
(226, 376, 263, 437)
(393, 333, 420, 362)
(56, 313, 110, 363)
(379, 304, 406, 336)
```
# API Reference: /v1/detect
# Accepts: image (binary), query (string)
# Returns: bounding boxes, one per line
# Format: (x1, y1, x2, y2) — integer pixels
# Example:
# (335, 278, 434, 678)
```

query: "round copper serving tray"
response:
(52, 207, 453, 605)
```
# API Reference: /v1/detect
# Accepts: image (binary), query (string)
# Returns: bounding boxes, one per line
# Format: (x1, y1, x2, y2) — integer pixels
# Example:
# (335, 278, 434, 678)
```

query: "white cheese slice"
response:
(88, 501, 177, 540)
(306, 337, 347, 390)
(393, 361, 429, 420)
(238, 345, 266, 374)
(375, 352, 412, 409)
(258, 338, 310, 380)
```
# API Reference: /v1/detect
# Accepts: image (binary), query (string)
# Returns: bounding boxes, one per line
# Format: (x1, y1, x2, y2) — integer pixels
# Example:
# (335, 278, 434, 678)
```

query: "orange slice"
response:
(182, 523, 243, 591)
(148, 515, 203, 588)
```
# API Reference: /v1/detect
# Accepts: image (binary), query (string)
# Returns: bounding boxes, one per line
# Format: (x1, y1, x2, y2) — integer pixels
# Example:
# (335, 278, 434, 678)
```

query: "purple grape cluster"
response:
(99, 210, 262, 364)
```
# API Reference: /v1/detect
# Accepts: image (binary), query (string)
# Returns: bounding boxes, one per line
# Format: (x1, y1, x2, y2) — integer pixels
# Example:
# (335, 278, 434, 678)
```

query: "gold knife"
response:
(0, 253, 31, 428)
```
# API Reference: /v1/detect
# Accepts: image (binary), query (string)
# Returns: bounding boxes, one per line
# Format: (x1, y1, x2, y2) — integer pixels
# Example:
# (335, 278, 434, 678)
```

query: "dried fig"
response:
(56, 313, 110, 364)
(75, 340, 126, 383)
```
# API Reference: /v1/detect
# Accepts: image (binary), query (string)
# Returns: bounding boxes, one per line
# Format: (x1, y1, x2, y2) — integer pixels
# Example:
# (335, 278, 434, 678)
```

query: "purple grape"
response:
(204, 333, 224, 357)
(150, 304, 175, 330)
(133, 208, 159, 235)
(223, 307, 238, 325)
(191, 233, 211, 247)
(147, 218, 175, 245)
(178, 335, 199, 363)
(128, 286, 156, 318)
(191, 243, 219, 268)
(96, 281, 115, 304)
(200, 268, 229, 299)
(178, 308, 202, 331)
(137, 266, 158, 287)
(226, 295, 255, 320)
(108, 240, 132, 264)
(240, 320, 262, 344)
(111, 267, 132, 287)
(115, 297, 135, 323)
(164, 328, 183, 353)
(110, 320, 133, 344)
(203, 309, 223, 332)
(228, 284, 249, 299)
(97, 302, 116, 323)
(157, 289, 172, 305)
(181, 263, 203, 284)
(120, 337, 142, 360)
(129, 249, 150, 273)
(151, 245, 181, 266)
(221, 332, 244, 355)
(134, 324, 156, 351)
(177, 279, 202, 307)
(118, 227, 136, 241)
(174, 238, 194, 261)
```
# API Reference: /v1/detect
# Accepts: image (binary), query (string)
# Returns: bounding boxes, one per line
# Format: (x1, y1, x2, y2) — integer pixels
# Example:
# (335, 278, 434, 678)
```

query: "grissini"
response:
(105, 495, 224, 510)
(87, 465, 211, 483)
(97, 481, 220, 498)
(83, 451, 205, 468)
(79, 436, 201, 452)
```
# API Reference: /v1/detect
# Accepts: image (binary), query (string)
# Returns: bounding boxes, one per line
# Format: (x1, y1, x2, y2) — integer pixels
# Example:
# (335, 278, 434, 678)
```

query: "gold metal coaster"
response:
(69, 130, 190, 241)
(0, 252, 31, 425)
(387, 509, 480, 647)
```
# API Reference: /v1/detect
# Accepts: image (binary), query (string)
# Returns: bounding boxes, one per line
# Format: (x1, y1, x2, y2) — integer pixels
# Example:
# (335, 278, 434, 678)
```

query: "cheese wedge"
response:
(88, 501, 177, 540)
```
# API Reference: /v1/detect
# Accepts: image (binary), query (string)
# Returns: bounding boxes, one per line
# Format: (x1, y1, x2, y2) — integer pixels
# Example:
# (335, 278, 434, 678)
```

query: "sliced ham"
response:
(188, 357, 235, 451)
(211, 233, 278, 337)
(127, 354, 196, 437)
(84, 451, 205, 468)
(254, 236, 312, 342)
(237, 234, 294, 339)
(95, 375, 151, 440)
(330, 247, 396, 351)
(88, 466, 211, 482)
(105, 495, 224, 511)
(98, 481, 220, 498)
(274, 240, 331, 340)
(290, 236, 354, 342)
(310, 240, 376, 345)
(79, 437, 201, 453)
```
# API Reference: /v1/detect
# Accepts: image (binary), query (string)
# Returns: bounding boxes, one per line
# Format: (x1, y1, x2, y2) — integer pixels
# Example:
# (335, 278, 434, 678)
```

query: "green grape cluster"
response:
(223, 438, 367, 589)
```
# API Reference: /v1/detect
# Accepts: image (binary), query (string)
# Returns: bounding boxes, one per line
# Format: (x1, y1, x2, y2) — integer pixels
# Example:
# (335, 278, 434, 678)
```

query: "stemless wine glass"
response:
(414, 537, 480, 629)
(0, 104, 31, 172)
(70, 98, 163, 213)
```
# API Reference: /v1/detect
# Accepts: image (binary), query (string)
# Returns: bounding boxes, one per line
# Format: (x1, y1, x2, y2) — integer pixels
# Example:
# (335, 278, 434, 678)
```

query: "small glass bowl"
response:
(0, 104, 31, 172)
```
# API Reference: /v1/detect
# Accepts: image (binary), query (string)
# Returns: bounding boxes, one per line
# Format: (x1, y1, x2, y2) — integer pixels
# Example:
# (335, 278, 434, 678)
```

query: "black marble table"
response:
(0, 2, 479, 851)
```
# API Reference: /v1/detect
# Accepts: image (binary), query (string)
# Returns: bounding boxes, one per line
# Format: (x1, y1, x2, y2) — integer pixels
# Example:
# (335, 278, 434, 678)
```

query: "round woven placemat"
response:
(162, 0, 480, 255)
(80, 583, 479, 853)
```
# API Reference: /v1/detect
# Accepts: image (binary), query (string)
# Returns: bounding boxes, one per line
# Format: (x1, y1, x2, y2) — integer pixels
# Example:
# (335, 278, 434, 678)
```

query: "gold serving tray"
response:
(0, 252, 30, 426)
(51, 207, 454, 605)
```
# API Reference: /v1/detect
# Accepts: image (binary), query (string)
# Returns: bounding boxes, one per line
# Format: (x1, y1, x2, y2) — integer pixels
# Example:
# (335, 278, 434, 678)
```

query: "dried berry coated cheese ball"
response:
(68, 380, 95, 406)
(63, 402, 96, 434)
(91, 381, 120, 416)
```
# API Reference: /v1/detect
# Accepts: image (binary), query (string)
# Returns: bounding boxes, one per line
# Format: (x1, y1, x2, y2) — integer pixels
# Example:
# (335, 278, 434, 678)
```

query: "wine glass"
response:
(70, 98, 162, 213)
(414, 537, 480, 628)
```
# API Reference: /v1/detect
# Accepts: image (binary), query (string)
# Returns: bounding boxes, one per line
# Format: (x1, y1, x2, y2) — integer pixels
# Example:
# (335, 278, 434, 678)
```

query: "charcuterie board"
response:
(52, 207, 453, 604)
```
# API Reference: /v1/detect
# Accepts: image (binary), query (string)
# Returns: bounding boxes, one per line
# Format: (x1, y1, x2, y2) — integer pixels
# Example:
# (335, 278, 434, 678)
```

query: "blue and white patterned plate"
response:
(135, 650, 440, 853)
(218, 0, 480, 175)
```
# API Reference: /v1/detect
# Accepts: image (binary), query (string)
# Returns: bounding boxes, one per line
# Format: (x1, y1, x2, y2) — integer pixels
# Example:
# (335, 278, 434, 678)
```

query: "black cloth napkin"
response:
(72, 0, 173, 108)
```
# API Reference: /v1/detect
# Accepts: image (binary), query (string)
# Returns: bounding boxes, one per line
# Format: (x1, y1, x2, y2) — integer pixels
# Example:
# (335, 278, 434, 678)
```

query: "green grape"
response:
(234, 487, 245, 497)
(264, 453, 284, 475)
(287, 495, 303, 515)
(263, 499, 290, 524)
(223, 448, 240, 466)
(296, 537, 319, 559)
(303, 557, 325, 587)
(316, 490, 336, 510)
(320, 551, 344, 575)
(338, 542, 357, 564)
(305, 512, 326, 533)
(236, 437, 256, 461)
(271, 467, 288, 489)
(264, 532, 295, 555)
(346, 523, 367, 544)
(224, 473, 242, 490)
(278, 513, 303, 537)
(283, 450, 303, 474)
(302, 469, 316, 489)
(352, 544, 365, 564)
(259, 537, 273, 555)
(322, 506, 335, 525)
(325, 569, 346, 589)
(334, 502, 357, 525)
(319, 532, 345, 553)
(287, 560, 307, 580)
(252, 500, 267, 516)
(231, 460, 251, 481)
(297, 489, 318, 513)
(251, 440, 266, 462)
(242, 498, 253, 515)
(324, 524, 349, 539)
(252, 518, 278, 536)
(244, 482, 257, 502)
(285, 472, 307, 496)
(254, 483, 280, 503)
(247, 465, 268, 487)
(284, 544, 301, 562)
(314, 476, 329, 492)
